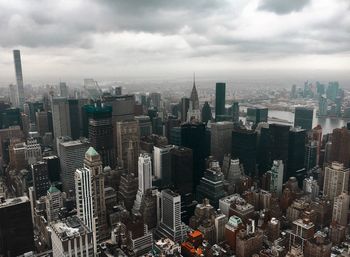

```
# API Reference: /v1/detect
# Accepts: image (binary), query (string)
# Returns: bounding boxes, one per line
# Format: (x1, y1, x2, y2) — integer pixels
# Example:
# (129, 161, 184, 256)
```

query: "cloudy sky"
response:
(0, 0, 350, 84)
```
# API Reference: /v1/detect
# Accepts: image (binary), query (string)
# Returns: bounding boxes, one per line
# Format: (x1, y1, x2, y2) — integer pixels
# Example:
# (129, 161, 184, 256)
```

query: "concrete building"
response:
(25, 138, 42, 165)
(31, 161, 50, 200)
(50, 216, 94, 257)
(210, 122, 233, 163)
(13, 50, 25, 108)
(59, 138, 90, 193)
(323, 162, 349, 201)
(51, 97, 71, 141)
(116, 120, 140, 172)
(153, 145, 174, 185)
(332, 192, 350, 226)
(268, 160, 284, 196)
(157, 189, 189, 242)
(45, 185, 64, 223)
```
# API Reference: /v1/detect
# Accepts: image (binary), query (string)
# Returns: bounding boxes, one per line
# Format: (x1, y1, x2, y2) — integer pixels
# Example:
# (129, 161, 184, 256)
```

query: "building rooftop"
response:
(51, 216, 91, 241)
(85, 146, 99, 157)
(60, 138, 89, 147)
(0, 196, 29, 208)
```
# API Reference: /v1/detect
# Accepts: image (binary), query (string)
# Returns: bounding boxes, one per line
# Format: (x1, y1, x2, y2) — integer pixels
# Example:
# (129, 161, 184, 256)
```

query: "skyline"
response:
(0, 0, 350, 85)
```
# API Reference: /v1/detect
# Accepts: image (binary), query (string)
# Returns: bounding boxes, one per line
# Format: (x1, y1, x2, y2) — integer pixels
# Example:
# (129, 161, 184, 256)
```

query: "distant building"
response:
(330, 127, 350, 167)
(51, 97, 71, 141)
(13, 50, 25, 108)
(31, 161, 50, 200)
(294, 107, 313, 130)
(246, 107, 268, 126)
(215, 82, 226, 121)
(211, 122, 233, 163)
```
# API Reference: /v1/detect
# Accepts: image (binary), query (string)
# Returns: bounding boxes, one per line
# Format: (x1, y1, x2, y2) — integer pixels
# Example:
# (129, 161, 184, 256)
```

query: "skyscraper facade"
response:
(153, 145, 174, 185)
(294, 107, 314, 130)
(323, 162, 349, 201)
(330, 127, 350, 167)
(13, 50, 25, 108)
(52, 97, 71, 141)
(211, 121, 233, 163)
(215, 82, 226, 121)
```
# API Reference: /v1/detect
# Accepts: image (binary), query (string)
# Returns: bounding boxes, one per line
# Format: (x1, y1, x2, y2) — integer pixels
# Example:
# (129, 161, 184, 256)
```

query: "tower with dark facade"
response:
(215, 82, 226, 121)
(294, 107, 313, 130)
(86, 102, 115, 168)
(288, 127, 306, 183)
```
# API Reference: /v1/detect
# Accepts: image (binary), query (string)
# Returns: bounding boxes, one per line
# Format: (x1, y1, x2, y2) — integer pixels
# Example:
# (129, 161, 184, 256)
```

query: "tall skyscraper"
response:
(116, 120, 140, 172)
(132, 154, 152, 214)
(323, 162, 349, 201)
(294, 107, 314, 130)
(232, 101, 239, 124)
(190, 76, 199, 110)
(231, 128, 257, 176)
(86, 103, 115, 168)
(156, 189, 188, 242)
(211, 121, 233, 163)
(31, 161, 50, 200)
(287, 127, 306, 180)
(330, 127, 350, 167)
(0, 196, 34, 256)
(268, 160, 284, 196)
(13, 50, 25, 108)
(332, 192, 350, 227)
(305, 141, 318, 171)
(84, 147, 108, 242)
(59, 138, 90, 193)
(215, 82, 226, 121)
(170, 146, 193, 194)
(180, 97, 190, 122)
(153, 145, 174, 186)
(51, 97, 71, 140)
(246, 107, 268, 126)
(59, 82, 68, 97)
(201, 101, 212, 124)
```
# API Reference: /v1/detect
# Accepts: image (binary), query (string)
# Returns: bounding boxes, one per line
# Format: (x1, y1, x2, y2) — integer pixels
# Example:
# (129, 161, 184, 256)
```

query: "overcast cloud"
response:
(0, 0, 349, 83)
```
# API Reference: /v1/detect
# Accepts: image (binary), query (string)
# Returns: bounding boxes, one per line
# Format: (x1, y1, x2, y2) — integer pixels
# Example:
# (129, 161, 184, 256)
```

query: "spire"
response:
(190, 73, 199, 110)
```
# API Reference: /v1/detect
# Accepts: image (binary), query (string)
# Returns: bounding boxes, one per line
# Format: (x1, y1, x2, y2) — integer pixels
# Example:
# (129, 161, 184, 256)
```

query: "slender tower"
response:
(13, 50, 25, 108)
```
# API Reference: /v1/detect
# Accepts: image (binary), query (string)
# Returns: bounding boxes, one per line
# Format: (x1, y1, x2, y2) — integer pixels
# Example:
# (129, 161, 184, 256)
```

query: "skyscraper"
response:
(323, 162, 349, 201)
(268, 160, 284, 196)
(180, 97, 190, 122)
(59, 82, 68, 97)
(170, 146, 193, 194)
(86, 103, 115, 168)
(211, 121, 233, 163)
(330, 127, 350, 167)
(332, 192, 350, 226)
(13, 50, 25, 108)
(287, 127, 306, 181)
(45, 185, 64, 223)
(0, 196, 34, 257)
(232, 101, 239, 124)
(153, 145, 174, 186)
(51, 97, 71, 141)
(156, 189, 188, 242)
(190, 76, 199, 110)
(132, 154, 152, 214)
(116, 119, 140, 172)
(294, 107, 314, 130)
(59, 138, 90, 193)
(201, 101, 212, 124)
(305, 141, 318, 171)
(31, 161, 50, 200)
(215, 82, 226, 121)
(246, 107, 268, 126)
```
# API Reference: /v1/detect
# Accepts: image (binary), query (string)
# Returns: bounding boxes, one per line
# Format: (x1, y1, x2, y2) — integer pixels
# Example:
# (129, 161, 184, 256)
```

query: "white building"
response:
(323, 162, 349, 201)
(153, 145, 174, 184)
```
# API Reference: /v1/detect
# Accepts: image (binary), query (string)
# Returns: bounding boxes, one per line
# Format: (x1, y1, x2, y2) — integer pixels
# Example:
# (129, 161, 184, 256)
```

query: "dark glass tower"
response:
(171, 146, 193, 194)
(215, 82, 226, 121)
(294, 107, 313, 130)
(232, 101, 239, 123)
(201, 101, 212, 124)
(180, 123, 210, 189)
(231, 128, 257, 176)
(85, 102, 116, 168)
(288, 128, 306, 182)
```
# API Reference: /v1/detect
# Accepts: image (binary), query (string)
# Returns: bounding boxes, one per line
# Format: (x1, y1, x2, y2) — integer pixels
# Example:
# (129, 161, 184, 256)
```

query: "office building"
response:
(35, 111, 49, 136)
(180, 97, 190, 122)
(51, 97, 71, 140)
(332, 192, 349, 226)
(294, 107, 313, 130)
(45, 185, 64, 223)
(25, 138, 42, 165)
(150, 92, 161, 109)
(330, 127, 350, 167)
(13, 50, 25, 108)
(118, 172, 138, 211)
(246, 107, 268, 125)
(59, 82, 68, 97)
(303, 176, 319, 200)
(170, 146, 193, 194)
(0, 196, 34, 257)
(135, 115, 152, 137)
(201, 101, 212, 123)
(43, 155, 60, 183)
(231, 128, 257, 176)
(67, 99, 80, 140)
(268, 160, 284, 196)
(305, 141, 318, 171)
(153, 145, 174, 186)
(50, 216, 94, 257)
(304, 231, 331, 257)
(157, 189, 189, 242)
(225, 215, 244, 250)
(196, 164, 227, 209)
(235, 220, 263, 257)
(116, 119, 140, 172)
(31, 161, 50, 200)
(323, 162, 349, 201)
(287, 127, 306, 180)
(190, 77, 199, 110)
(211, 121, 233, 163)
(0, 107, 22, 129)
(85, 103, 115, 168)
(132, 153, 152, 214)
(232, 101, 239, 124)
(59, 138, 90, 193)
(215, 82, 226, 121)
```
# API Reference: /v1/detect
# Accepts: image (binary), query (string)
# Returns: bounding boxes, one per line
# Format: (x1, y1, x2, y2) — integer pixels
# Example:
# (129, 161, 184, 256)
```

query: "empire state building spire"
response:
(190, 73, 199, 110)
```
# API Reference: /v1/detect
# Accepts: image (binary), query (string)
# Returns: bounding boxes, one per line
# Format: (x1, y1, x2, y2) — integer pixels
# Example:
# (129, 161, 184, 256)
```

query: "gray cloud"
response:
(259, 0, 311, 14)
